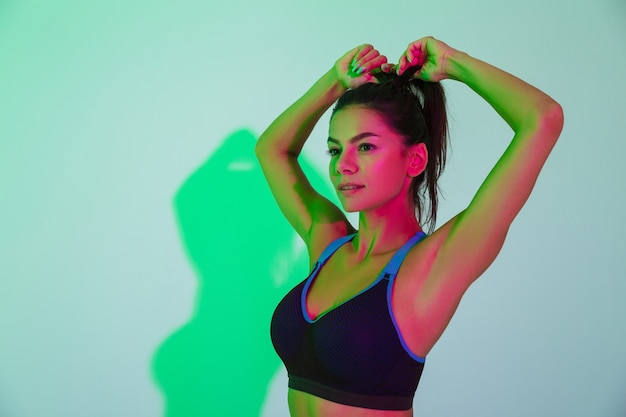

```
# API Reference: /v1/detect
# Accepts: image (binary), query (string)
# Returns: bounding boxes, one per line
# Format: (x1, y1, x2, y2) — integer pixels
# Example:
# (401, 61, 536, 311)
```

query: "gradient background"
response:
(1, 1, 625, 416)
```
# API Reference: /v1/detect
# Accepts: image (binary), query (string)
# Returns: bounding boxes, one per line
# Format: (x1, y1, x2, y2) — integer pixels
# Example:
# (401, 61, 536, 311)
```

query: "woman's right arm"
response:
(255, 45, 386, 247)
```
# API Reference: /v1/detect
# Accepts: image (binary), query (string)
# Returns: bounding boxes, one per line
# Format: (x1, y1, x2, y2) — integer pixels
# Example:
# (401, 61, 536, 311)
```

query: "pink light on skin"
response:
(327, 106, 427, 220)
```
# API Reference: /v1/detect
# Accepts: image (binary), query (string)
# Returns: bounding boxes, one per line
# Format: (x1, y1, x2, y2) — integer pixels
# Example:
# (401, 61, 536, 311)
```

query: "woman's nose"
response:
(335, 151, 357, 174)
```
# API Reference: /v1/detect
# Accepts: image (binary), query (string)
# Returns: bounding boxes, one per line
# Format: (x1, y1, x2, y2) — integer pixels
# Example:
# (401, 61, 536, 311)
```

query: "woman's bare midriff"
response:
(288, 389, 414, 417)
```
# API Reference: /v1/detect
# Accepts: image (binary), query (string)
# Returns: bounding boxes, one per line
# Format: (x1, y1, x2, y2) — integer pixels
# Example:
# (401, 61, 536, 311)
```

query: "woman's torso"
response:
(272, 231, 456, 417)
(288, 389, 414, 417)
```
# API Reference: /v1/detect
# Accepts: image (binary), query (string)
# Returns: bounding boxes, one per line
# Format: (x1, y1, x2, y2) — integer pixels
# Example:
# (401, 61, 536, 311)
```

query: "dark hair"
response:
(330, 66, 448, 233)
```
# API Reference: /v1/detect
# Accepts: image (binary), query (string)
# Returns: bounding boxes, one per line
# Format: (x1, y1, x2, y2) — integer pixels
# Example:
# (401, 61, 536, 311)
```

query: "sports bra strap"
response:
(315, 233, 357, 265)
(382, 232, 427, 277)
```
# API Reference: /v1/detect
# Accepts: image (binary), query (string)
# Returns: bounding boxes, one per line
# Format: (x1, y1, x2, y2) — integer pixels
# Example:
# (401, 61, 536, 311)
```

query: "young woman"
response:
(256, 36, 563, 417)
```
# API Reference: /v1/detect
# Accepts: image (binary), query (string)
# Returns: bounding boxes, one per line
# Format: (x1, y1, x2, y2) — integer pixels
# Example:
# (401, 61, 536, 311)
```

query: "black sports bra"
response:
(270, 232, 427, 411)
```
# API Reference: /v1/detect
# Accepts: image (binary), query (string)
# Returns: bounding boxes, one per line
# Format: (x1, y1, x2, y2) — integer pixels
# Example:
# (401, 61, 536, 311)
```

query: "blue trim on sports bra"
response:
(385, 232, 427, 363)
(300, 262, 320, 323)
(318, 233, 357, 263)
(382, 232, 427, 276)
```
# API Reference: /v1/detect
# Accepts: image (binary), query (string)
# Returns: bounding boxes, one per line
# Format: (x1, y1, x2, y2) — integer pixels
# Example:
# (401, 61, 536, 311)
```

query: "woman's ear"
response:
(407, 143, 428, 177)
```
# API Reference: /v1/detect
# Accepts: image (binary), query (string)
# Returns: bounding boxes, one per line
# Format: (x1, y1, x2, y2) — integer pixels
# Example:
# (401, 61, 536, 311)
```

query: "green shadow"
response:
(151, 129, 337, 416)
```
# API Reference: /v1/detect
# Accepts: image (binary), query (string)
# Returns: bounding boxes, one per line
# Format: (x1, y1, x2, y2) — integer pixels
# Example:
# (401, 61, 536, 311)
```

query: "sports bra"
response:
(270, 232, 427, 411)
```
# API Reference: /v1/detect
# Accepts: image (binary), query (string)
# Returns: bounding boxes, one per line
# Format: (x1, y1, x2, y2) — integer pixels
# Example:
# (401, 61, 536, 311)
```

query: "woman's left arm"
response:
(400, 37, 564, 289)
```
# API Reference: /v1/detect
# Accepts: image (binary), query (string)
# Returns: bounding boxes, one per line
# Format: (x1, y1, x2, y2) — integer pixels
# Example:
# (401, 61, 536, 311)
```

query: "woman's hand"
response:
(333, 44, 388, 89)
(396, 36, 459, 82)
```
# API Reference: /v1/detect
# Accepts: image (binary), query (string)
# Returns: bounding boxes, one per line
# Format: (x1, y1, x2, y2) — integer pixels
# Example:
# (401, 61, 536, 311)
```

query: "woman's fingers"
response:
(350, 44, 374, 70)
(351, 46, 383, 74)
(341, 37, 453, 83)
(398, 39, 425, 75)
(340, 42, 459, 86)
(397, 54, 410, 75)
(335, 43, 389, 88)
(380, 63, 397, 73)
(356, 54, 388, 74)
(409, 40, 427, 63)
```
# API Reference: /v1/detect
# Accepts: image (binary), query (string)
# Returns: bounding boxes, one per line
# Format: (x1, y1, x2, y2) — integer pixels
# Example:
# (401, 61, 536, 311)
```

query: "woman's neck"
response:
(352, 199, 422, 261)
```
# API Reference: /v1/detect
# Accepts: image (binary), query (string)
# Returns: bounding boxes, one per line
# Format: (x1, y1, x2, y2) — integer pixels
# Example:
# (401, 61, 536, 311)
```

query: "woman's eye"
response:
(359, 143, 375, 152)
(326, 148, 340, 157)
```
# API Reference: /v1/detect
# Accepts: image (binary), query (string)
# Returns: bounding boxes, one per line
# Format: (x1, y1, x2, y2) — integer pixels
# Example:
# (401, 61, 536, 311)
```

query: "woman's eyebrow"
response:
(327, 132, 379, 144)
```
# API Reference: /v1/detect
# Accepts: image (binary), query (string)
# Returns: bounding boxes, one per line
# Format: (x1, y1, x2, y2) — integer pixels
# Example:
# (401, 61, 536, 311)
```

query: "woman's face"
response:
(327, 105, 425, 213)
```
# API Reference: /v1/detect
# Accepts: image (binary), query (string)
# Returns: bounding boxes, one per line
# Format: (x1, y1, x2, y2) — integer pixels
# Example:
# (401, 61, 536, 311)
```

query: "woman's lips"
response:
(338, 183, 365, 194)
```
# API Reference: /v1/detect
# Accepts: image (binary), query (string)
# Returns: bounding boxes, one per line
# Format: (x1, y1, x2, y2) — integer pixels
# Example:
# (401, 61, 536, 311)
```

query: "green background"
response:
(1, 1, 625, 416)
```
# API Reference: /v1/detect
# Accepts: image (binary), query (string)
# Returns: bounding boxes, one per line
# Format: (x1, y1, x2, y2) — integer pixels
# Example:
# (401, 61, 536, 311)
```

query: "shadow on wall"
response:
(151, 129, 334, 417)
